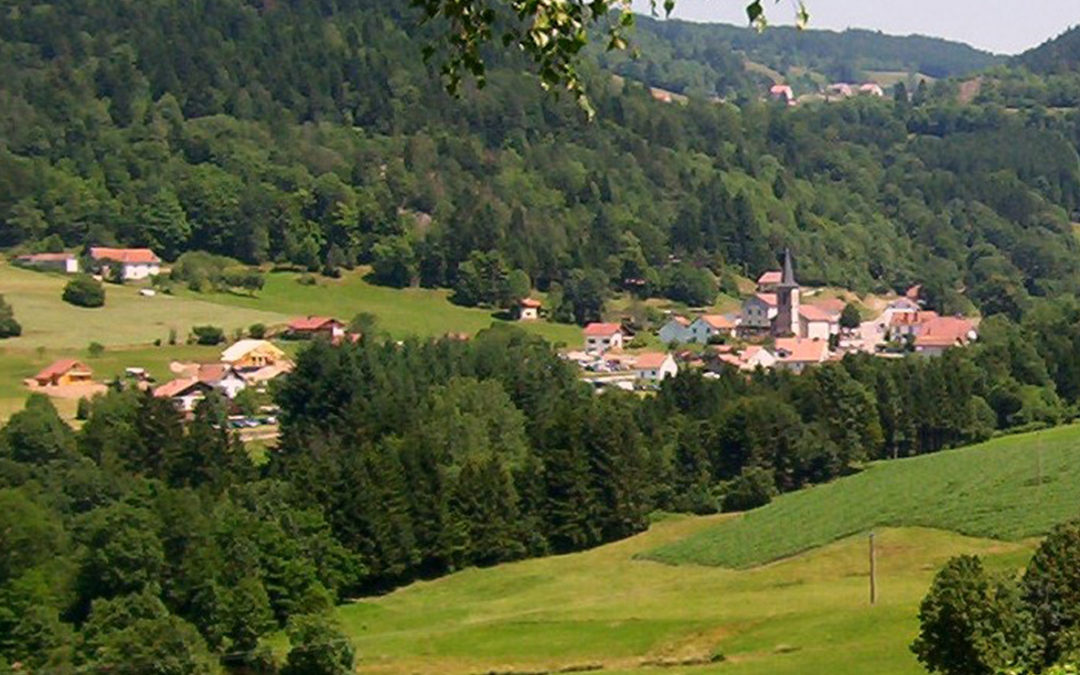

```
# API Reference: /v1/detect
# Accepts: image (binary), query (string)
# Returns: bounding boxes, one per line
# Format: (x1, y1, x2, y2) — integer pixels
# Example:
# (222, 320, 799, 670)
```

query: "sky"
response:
(629, 0, 1080, 55)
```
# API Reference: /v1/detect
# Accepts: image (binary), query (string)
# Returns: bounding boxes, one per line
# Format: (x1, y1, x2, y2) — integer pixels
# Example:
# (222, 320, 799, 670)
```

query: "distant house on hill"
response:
(756, 270, 782, 292)
(769, 84, 795, 105)
(89, 247, 161, 280)
(583, 323, 624, 353)
(914, 317, 978, 356)
(221, 339, 288, 370)
(15, 252, 79, 274)
(515, 298, 541, 321)
(633, 353, 678, 382)
(658, 316, 692, 344)
(825, 83, 854, 99)
(31, 359, 93, 387)
(858, 83, 885, 97)
(689, 315, 736, 343)
(154, 378, 214, 413)
(286, 316, 345, 340)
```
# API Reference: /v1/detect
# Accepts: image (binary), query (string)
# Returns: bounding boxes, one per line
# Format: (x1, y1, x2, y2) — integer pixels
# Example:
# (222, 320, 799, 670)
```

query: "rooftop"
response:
(583, 322, 623, 337)
(89, 247, 160, 264)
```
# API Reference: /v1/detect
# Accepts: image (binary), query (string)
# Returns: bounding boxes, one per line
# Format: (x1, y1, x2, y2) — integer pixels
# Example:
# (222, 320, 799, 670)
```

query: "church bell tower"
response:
(773, 249, 799, 337)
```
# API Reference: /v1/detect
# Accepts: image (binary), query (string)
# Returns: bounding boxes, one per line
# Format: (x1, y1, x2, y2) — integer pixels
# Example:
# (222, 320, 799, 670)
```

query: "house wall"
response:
(586, 334, 622, 352)
(659, 322, 690, 344)
(122, 262, 161, 280)
(801, 318, 833, 341)
(518, 307, 539, 321)
(740, 301, 776, 329)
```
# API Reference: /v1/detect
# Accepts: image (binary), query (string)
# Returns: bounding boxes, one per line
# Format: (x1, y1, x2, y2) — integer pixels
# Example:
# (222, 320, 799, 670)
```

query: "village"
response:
(555, 250, 979, 391)
(13, 246, 979, 416)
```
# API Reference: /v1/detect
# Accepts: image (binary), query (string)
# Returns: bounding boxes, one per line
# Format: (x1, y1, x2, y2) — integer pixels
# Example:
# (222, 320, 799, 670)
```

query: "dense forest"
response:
(595, 16, 1002, 98)
(7, 290, 1080, 669)
(1, 0, 1079, 322)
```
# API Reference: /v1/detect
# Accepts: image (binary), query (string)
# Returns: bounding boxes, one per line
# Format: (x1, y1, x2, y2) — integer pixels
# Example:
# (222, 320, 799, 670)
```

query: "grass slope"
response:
(0, 262, 289, 350)
(339, 516, 1032, 675)
(173, 268, 582, 345)
(645, 424, 1080, 569)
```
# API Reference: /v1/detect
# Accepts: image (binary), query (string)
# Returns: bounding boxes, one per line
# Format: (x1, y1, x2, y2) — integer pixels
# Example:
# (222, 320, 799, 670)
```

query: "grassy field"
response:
(645, 424, 1080, 569)
(173, 268, 582, 345)
(0, 262, 288, 350)
(340, 517, 1033, 675)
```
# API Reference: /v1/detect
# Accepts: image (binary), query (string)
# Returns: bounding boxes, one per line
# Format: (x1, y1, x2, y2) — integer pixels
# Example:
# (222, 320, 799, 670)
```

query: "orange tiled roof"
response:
(89, 247, 160, 264)
(583, 322, 622, 337)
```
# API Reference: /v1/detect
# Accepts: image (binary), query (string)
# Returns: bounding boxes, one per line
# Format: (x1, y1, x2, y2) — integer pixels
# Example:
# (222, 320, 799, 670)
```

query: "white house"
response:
(658, 316, 692, 344)
(740, 345, 778, 371)
(197, 364, 247, 399)
(740, 293, 778, 330)
(798, 305, 839, 341)
(15, 252, 80, 274)
(153, 378, 213, 413)
(633, 353, 678, 382)
(516, 298, 541, 321)
(90, 247, 161, 280)
(689, 314, 737, 343)
(583, 323, 624, 353)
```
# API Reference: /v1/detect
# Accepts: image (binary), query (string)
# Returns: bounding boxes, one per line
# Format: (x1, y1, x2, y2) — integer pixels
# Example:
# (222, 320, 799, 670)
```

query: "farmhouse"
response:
(859, 82, 885, 97)
(633, 353, 678, 382)
(15, 252, 79, 274)
(221, 339, 288, 369)
(769, 84, 795, 105)
(287, 316, 345, 340)
(658, 316, 692, 344)
(153, 378, 214, 413)
(89, 247, 161, 280)
(756, 270, 782, 292)
(515, 298, 541, 321)
(31, 359, 93, 387)
(583, 323, 624, 353)
(689, 315, 737, 343)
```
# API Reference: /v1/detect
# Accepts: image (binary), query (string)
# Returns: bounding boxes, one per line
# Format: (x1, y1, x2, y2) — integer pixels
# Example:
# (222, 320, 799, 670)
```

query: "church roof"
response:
(779, 249, 797, 288)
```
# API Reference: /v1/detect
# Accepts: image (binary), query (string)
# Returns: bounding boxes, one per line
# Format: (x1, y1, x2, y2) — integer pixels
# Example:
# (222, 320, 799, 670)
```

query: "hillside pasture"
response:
(173, 268, 583, 345)
(0, 262, 288, 350)
(645, 424, 1080, 569)
(339, 515, 1032, 675)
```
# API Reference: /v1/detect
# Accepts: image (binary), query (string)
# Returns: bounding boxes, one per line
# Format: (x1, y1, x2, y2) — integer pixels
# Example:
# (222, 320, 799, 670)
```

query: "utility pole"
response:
(869, 532, 877, 605)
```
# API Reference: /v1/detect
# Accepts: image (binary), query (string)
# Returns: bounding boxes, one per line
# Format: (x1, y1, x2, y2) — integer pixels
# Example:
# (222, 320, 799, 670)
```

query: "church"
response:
(740, 249, 800, 337)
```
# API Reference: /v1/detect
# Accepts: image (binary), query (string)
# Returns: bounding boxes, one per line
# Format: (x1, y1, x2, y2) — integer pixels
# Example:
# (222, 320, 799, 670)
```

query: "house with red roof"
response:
(769, 84, 795, 105)
(15, 252, 79, 274)
(798, 305, 839, 341)
(583, 323, 624, 353)
(31, 359, 93, 387)
(154, 378, 214, 412)
(89, 247, 161, 280)
(914, 317, 978, 356)
(689, 314, 737, 344)
(515, 297, 542, 321)
(756, 270, 782, 292)
(287, 316, 345, 340)
(632, 353, 678, 382)
(774, 338, 830, 373)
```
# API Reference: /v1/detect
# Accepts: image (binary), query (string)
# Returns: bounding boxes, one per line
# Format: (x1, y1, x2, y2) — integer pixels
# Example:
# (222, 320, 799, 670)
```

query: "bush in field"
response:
(0, 295, 21, 338)
(62, 276, 105, 308)
(191, 325, 225, 345)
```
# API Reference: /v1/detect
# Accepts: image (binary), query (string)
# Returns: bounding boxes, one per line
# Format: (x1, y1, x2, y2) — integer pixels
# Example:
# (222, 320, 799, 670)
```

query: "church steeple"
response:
(773, 248, 800, 337)
(779, 248, 797, 288)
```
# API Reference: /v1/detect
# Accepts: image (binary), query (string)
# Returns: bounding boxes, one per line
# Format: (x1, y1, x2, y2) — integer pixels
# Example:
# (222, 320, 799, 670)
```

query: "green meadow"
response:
(645, 424, 1080, 568)
(339, 518, 1033, 675)
(335, 427, 1080, 675)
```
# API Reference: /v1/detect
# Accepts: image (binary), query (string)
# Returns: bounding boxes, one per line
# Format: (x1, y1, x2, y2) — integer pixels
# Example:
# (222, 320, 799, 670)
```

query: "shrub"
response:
(87, 342, 105, 358)
(62, 276, 105, 308)
(0, 294, 21, 338)
(191, 325, 225, 345)
(297, 274, 317, 286)
(249, 323, 266, 339)
(167, 328, 177, 346)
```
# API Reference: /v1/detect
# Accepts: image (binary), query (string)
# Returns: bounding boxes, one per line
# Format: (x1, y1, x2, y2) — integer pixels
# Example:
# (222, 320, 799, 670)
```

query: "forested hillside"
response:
(596, 16, 1002, 98)
(1, 0, 1079, 323)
